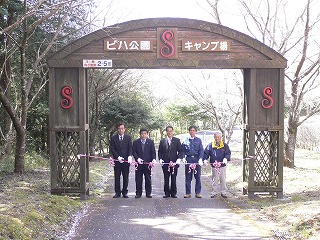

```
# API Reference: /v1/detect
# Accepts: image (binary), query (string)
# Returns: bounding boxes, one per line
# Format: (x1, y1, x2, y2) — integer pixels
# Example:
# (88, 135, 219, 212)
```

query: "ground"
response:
(226, 148, 320, 239)
(0, 148, 319, 239)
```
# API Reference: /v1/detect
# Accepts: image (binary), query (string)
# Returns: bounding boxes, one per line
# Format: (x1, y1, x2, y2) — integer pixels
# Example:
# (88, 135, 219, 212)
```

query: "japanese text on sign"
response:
(104, 39, 153, 51)
(182, 40, 230, 52)
(83, 60, 112, 68)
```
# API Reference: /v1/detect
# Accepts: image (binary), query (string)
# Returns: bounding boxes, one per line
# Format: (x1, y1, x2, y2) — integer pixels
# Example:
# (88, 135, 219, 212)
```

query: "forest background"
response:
(1, 0, 320, 173)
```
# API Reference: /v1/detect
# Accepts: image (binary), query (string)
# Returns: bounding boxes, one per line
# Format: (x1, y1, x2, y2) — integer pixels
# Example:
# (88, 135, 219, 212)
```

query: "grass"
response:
(0, 155, 111, 240)
(226, 148, 320, 239)
(0, 171, 83, 239)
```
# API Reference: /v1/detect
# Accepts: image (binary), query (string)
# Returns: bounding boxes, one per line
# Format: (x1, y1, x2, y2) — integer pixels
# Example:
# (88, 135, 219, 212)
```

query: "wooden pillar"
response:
(277, 69, 285, 198)
(243, 68, 284, 198)
(49, 67, 89, 198)
(79, 68, 89, 200)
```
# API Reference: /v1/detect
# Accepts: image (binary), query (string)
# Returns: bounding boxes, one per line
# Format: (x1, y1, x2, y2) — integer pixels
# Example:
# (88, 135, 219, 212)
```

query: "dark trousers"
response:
(185, 164, 202, 194)
(162, 165, 179, 196)
(135, 164, 152, 196)
(114, 163, 130, 196)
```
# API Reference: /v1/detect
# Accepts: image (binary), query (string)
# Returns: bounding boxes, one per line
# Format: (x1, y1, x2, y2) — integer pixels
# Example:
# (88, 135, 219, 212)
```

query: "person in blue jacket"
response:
(181, 126, 204, 198)
(203, 131, 231, 198)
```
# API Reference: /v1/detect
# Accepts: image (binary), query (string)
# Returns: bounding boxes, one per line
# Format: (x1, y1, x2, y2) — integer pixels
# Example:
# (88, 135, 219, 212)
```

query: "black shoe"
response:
(113, 194, 121, 198)
(163, 195, 170, 198)
(221, 193, 227, 198)
(135, 195, 141, 198)
(123, 195, 129, 198)
(171, 195, 177, 198)
(146, 195, 152, 198)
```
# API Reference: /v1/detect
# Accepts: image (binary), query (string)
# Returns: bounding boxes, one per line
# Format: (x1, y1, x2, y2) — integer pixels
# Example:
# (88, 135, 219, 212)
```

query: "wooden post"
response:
(243, 68, 284, 198)
(49, 67, 89, 198)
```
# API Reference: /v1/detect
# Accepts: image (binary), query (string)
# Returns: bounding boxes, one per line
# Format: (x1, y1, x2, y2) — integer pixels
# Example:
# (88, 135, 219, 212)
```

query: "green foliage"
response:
(148, 112, 166, 131)
(0, 215, 32, 240)
(0, 6, 8, 17)
(0, 152, 49, 173)
(0, 155, 14, 172)
(23, 211, 45, 237)
(26, 90, 49, 153)
(0, 160, 111, 239)
(24, 152, 49, 170)
(40, 195, 82, 225)
(101, 94, 154, 135)
(0, 193, 82, 239)
(165, 103, 212, 134)
(0, 0, 96, 173)
(295, 222, 313, 238)
(290, 194, 303, 202)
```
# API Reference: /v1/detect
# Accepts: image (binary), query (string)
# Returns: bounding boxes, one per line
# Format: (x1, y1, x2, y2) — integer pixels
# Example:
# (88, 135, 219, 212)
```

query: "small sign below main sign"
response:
(83, 59, 112, 68)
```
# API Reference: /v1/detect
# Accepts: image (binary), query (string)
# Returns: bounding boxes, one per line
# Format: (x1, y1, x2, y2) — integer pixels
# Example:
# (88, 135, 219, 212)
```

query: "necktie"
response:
(141, 140, 145, 152)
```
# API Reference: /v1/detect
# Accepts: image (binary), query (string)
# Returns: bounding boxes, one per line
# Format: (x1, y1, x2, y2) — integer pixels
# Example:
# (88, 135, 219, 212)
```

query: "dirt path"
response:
(69, 164, 272, 240)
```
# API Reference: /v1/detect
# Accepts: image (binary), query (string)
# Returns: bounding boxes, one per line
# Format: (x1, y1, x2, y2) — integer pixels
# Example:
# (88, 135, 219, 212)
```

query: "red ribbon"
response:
(78, 154, 135, 168)
(148, 162, 155, 170)
(188, 163, 197, 174)
(108, 158, 115, 166)
(133, 161, 156, 175)
(148, 162, 156, 176)
(134, 162, 139, 171)
(79, 154, 107, 161)
(212, 160, 221, 174)
(168, 161, 176, 175)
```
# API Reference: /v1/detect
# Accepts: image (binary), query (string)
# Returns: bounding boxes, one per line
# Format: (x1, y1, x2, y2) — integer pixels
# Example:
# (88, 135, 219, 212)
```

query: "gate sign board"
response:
(181, 39, 230, 52)
(48, 18, 286, 199)
(104, 39, 153, 51)
(48, 18, 286, 69)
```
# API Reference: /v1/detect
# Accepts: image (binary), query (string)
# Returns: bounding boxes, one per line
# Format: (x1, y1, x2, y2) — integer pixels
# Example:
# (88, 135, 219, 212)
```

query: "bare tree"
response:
(204, 0, 320, 167)
(176, 70, 243, 143)
(0, 0, 95, 172)
(238, 0, 320, 167)
(87, 69, 146, 155)
(202, 0, 222, 24)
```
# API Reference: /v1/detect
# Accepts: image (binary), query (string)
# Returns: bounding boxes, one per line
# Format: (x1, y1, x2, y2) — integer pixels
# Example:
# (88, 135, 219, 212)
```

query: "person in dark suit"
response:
(132, 128, 156, 198)
(158, 126, 183, 198)
(110, 122, 133, 198)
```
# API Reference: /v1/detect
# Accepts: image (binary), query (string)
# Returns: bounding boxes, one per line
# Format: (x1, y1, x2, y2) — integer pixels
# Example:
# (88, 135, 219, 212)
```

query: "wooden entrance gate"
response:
(47, 18, 286, 199)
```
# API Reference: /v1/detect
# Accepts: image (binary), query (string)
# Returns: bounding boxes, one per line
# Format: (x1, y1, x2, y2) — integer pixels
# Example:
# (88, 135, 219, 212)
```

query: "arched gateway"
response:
(48, 18, 286, 199)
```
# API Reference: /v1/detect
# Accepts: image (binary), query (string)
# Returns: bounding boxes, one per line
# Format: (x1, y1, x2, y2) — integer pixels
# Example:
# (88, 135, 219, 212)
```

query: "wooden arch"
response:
(48, 18, 286, 69)
(48, 18, 286, 199)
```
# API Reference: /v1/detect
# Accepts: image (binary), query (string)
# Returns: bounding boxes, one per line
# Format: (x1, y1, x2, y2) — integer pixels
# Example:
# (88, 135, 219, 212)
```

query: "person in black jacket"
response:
(132, 128, 156, 198)
(109, 122, 133, 198)
(158, 126, 183, 198)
